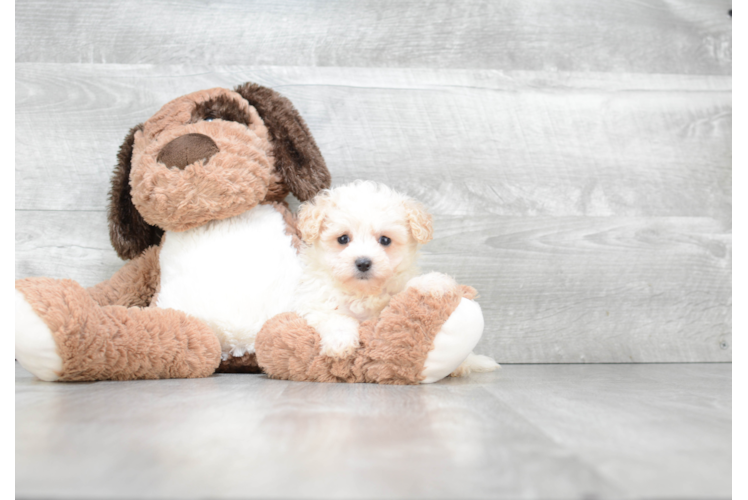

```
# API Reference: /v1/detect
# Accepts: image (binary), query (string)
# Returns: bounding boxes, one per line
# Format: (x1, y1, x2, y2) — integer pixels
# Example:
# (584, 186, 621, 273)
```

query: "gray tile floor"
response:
(15, 362, 730, 499)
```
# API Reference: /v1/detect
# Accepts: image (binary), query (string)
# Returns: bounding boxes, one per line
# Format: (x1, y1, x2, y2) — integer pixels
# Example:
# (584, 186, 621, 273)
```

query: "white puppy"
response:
(294, 180, 499, 376)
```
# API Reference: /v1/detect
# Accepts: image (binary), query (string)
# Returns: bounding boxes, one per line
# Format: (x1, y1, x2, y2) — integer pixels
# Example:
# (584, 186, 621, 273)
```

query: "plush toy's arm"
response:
(86, 244, 161, 308)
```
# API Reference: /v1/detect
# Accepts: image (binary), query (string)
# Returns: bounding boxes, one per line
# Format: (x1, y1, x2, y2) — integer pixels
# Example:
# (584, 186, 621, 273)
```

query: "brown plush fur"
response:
(157, 133, 220, 170)
(87, 244, 162, 308)
(215, 353, 262, 374)
(255, 285, 466, 385)
(191, 93, 253, 127)
(108, 124, 165, 260)
(16, 278, 221, 381)
(234, 83, 330, 202)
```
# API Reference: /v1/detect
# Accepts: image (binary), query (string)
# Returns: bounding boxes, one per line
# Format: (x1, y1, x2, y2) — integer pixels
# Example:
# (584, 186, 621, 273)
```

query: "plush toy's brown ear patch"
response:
(108, 124, 164, 260)
(190, 94, 252, 126)
(234, 83, 331, 201)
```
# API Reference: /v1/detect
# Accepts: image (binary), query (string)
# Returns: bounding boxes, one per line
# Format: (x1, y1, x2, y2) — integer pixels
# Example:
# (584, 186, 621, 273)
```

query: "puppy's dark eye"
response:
(379, 236, 392, 246)
(338, 235, 350, 245)
(205, 118, 214, 122)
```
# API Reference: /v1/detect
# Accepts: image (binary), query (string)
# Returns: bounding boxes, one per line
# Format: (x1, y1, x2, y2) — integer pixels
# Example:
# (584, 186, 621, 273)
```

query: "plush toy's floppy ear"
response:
(234, 83, 331, 202)
(108, 124, 164, 260)
(405, 199, 434, 244)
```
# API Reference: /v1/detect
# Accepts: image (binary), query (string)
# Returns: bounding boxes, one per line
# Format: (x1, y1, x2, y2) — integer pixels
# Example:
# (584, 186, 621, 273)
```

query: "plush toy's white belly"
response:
(155, 205, 302, 359)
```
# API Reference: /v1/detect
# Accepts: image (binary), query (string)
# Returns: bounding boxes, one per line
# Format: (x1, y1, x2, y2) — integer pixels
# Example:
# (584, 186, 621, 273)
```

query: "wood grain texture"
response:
(15, 362, 731, 499)
(15, 210, 732, 363)
(15, 210, 122, 287)
(15, 0, 732, 75)
(16, 64, 731, 218)
(15, 3, 732, 363)
(423, 215, 731, 363)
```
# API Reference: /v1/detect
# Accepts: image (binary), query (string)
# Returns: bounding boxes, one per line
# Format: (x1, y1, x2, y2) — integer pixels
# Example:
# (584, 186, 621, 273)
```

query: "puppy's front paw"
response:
(316, 315, 361, 359)
(406, 272, 458, 298)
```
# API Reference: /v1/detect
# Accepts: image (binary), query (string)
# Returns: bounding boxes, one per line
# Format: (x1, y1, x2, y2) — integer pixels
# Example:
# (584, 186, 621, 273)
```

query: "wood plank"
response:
(15, 363, 731, 499)
(15, 210, 731, 362)
(16, 64, 732, 221)
(15, 0, 732, 75)
(477, 364, 731, 499)
(15, 210, 123, 287)
(422, 214, 731, 363)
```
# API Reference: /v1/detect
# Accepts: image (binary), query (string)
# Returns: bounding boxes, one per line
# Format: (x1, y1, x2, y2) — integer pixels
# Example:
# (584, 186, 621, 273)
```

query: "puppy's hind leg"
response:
(449, 351, 501, 377)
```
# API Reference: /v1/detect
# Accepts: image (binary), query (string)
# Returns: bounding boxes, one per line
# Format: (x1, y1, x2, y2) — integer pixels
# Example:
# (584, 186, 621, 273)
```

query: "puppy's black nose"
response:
(355, 258, 372, 273)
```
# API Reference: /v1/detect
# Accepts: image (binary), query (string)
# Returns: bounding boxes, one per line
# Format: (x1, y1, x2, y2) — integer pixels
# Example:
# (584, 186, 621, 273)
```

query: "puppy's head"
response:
(298, 181, 433, 295)
(108, 84, 330, 260)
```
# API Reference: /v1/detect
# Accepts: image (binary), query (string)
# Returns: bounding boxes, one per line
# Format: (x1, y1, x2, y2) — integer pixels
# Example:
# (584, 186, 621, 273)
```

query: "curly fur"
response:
(294, 182, 429, 358)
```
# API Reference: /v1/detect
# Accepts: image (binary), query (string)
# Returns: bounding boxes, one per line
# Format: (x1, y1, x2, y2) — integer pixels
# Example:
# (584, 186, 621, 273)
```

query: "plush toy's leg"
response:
(254, 312, 363, 383)
(255, 272, 486, 385)
(15, 278, 221, 382)
(360, 273, 485, 384)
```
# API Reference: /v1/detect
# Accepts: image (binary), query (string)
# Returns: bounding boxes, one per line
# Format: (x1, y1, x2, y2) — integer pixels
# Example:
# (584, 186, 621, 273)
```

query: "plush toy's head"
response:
(108, 83, 331, 259)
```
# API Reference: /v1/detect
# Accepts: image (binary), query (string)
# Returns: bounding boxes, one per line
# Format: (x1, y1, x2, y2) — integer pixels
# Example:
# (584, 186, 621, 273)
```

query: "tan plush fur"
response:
(140, 88, 261, 143)
(256, 284, 466, 384)
(87, 244, 162, 307)
(16, 278, 221, 381)
(131, 116, 274, 232)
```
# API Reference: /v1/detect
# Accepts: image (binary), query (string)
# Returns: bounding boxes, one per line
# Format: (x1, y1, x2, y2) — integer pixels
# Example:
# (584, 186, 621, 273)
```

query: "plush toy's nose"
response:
(157, 133, 220, 170)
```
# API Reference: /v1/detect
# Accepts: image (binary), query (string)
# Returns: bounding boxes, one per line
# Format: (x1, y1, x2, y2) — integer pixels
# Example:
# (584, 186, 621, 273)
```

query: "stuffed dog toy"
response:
(15, 83, 485, 384)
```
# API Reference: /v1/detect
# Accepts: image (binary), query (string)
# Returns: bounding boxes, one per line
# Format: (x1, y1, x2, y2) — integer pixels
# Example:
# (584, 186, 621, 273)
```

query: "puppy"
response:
(294, 180, 500, 377)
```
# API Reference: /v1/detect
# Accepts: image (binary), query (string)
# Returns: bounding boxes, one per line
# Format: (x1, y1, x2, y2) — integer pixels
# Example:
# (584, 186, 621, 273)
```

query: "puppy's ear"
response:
(108, 124, 164, 260)
(405, 199, 434, 244)
(297, 192, 331, 243)
(234, 83, 331, 202)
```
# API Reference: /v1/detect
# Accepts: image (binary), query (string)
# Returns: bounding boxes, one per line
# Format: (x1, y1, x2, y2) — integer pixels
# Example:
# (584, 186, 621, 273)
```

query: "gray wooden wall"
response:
(15, 0, 732, 363)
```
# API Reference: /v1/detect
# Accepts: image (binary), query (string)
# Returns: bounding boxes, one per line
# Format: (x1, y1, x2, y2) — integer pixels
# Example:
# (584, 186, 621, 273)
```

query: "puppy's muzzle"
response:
(157, 133, 220, 170)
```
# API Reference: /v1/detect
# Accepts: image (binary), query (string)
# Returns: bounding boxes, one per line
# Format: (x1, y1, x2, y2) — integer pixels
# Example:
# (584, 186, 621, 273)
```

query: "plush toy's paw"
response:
(449, 352, 500, 377)
(406, 272, 458, 297)
(419, 297, 485, 384)
(315, 315, 360, 359)
(15, 289, 63, 381)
